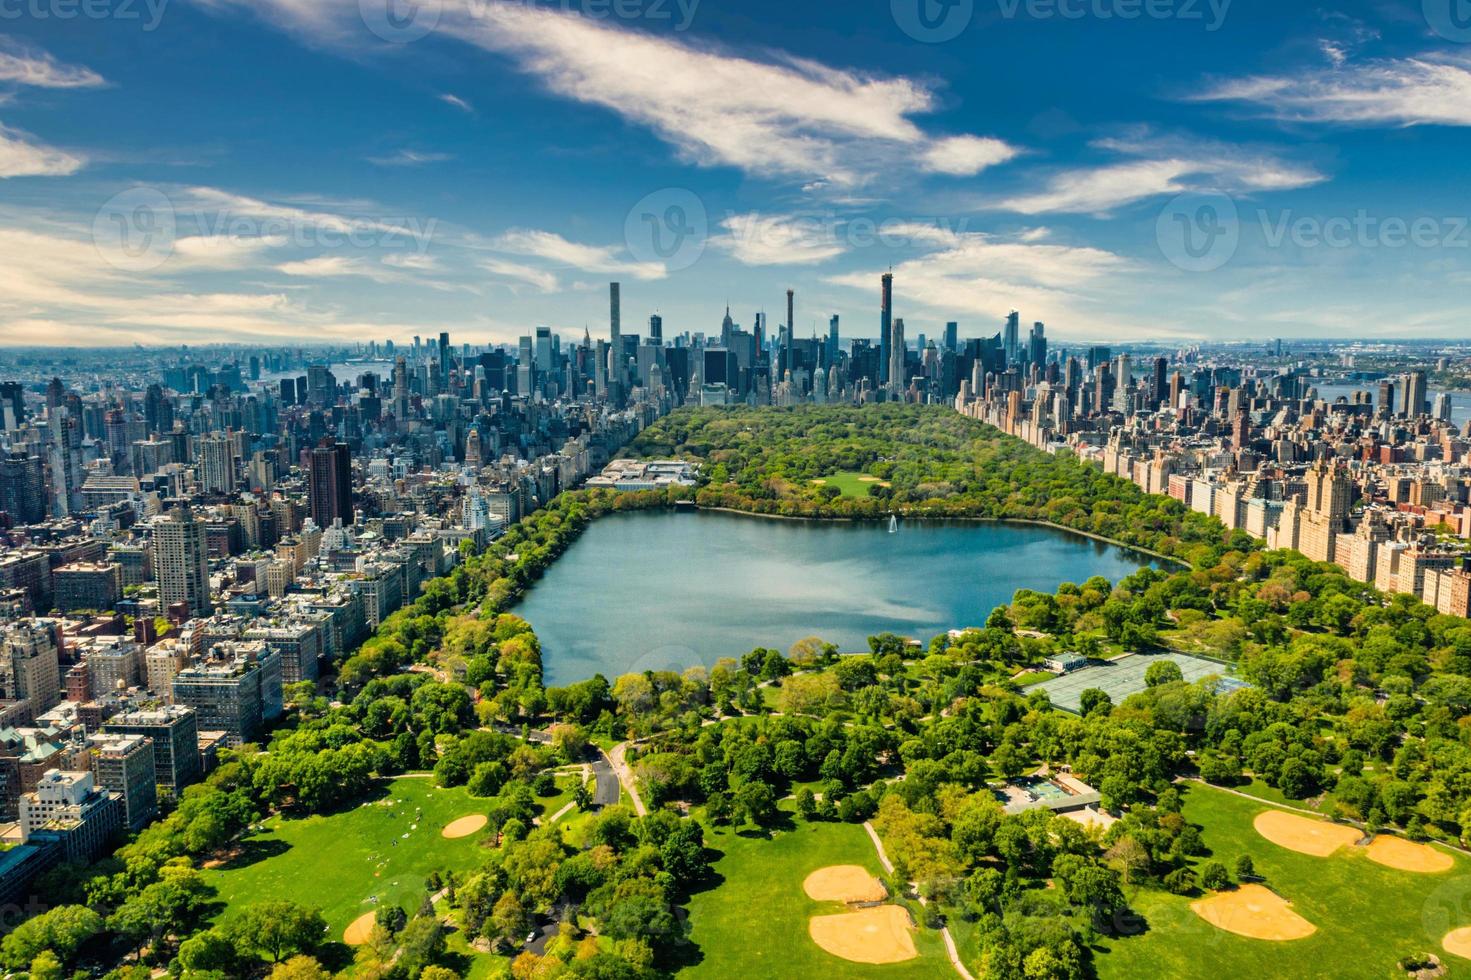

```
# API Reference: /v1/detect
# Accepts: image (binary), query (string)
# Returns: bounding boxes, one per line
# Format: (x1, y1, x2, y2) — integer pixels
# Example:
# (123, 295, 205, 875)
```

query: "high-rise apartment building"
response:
(308, 442, 353, 530)
(154, 507, 212, 617)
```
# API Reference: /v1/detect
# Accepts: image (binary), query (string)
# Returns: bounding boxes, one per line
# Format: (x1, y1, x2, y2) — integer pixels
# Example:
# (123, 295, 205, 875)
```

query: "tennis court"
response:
(1037, 652, 1238, 712)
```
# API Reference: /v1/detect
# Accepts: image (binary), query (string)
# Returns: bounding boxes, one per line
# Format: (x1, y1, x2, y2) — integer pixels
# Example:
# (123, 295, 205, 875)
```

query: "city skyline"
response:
(3, 0, 1471, 346)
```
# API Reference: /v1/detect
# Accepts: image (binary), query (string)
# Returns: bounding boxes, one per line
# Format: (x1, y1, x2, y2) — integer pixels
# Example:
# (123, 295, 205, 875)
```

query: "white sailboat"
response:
(888, 514, 898, 533)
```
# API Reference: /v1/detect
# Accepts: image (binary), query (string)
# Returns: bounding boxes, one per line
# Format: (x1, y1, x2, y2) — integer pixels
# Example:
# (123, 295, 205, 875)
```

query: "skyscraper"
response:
(308, 442, 353, 529)
(1004, 311, 1020, 367)
(944, 321, 958, 353)
(155, 507, 211, 618)
(879, 273, 893, 385)
(198, 435, 234, 495)
(649, 314, 663, 344)
(785, 288, 795, 381)
(1402, 370, 1428, 418)
(889, 317, 906, 392)
(0, 453, 45, 525)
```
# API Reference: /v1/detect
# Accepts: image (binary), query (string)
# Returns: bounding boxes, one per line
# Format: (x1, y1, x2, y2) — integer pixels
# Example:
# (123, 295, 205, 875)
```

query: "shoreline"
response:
(692, 505, 1183, 568)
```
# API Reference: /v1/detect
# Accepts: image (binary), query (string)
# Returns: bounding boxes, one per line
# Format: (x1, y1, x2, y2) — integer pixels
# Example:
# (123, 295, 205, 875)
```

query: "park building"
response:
(104, 705, 201, 791)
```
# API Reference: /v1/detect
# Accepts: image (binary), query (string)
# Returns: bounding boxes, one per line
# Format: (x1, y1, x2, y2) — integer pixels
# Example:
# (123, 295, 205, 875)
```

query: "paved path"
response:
(589, 756, 620, 807)
(861, 822, 974, 980)
(606, 742, 647, 816)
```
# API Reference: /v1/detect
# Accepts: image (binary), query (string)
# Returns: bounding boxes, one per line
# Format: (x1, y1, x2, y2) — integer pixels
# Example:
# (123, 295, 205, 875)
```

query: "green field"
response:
(811, 471, 889, 498)
(203, 775, 493, 939)
(1094, 784, 1471, 979)
(679, 815, 954, 979)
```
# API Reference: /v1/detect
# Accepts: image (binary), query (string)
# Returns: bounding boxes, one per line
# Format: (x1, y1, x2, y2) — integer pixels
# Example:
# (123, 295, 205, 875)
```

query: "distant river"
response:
(515, 510, 1157, 685)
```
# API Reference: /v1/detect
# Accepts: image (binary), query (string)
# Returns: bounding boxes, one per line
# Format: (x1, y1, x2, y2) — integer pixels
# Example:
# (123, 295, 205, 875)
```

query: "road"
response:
(589, 756, 620, 807)
(604, 742, 647, 816)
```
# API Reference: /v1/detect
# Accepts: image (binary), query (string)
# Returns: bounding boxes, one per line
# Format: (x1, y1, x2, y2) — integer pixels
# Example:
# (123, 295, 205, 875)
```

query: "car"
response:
(526, 930, 538, 944)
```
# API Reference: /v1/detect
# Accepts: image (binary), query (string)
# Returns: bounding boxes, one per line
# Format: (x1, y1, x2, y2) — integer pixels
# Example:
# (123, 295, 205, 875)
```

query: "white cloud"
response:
(0, 124, 83, 178)
(188, 0, 1018, 189)
(921, 136, 1019, 176)
(493, 228, 665, 280)
(0, 44, 105, 89)
(368, 148, 454, 167)
(439, 93, 474, 113)
(480, 257, 559, 293)
(992, 134, 1323, 215)
(1195, 52, 1471, 127)
(713, 212, 847, 266)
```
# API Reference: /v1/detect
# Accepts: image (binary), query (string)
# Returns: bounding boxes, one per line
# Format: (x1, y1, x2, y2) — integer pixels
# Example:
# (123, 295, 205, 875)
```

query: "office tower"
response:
(155, 507, 211, 617)
(104, 706, 202, 790)
(1086, 346, 1111, 372)
(1402, 370, 1428, 418)
(1004, 311, 1020, 366)
(944, 321, 958, 353)
(438, 331, 450, 378)
(1434, 392, 1453, 422)
(880, 272, 894, 385)
(1378, 379, 1395, 416)
(889, 317, 906, 391)
(143, 383, 171, 435)
(0, 453, 45, 525)
(308, 441, 353, 529)
(649, 314, 663, 344)
(198, 435, 234, 495)
(720, 306, 734, 347)
(1028, 321, 1046, 368)
(1151, 357, 1168, 407)
(828, 315, 840, 365)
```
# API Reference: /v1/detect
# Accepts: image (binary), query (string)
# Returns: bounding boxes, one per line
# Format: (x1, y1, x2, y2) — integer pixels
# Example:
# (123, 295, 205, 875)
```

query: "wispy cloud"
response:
(480, 257, 559, 293)
(713, 212, 847, 266)
(0, 43, 105, 89)
(992, 132, 1322, 215)
(493, 228, 665, 280)
(439, 93, 474, 113)
(0, 124, 83, 177)
(188, 0, 1018, 190)
(1194, 51, 1471, 127)
(368, 148, 454, 167)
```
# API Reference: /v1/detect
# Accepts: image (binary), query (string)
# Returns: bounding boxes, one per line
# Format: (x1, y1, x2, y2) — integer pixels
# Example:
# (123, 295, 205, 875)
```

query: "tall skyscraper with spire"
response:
(879, 272, 893, 385)
(785, 288, 795, 381)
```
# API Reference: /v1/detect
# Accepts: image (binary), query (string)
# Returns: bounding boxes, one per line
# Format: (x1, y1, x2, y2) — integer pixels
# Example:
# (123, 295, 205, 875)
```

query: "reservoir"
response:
(515, 510, 1157, 686)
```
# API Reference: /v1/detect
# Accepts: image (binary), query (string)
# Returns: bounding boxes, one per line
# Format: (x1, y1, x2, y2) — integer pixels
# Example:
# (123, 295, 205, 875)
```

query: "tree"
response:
(177, 930, 237, 976)
(1145, 660, 1184, 687)
(659, 820, 710, 886)
(268, 955, 331, 980)
(1079, 688, 1112, 717)
(397, 915, 446, 978)
(491, 891, 530, 946)
(375, 904, 408, 935)
(795, 788, 817, 820)
(1, 904, 104, 969)
(1234, 855, 1256, 880)
(29, 951, 63, 980)
(734, 780, 778, 828)
(1199, 861, 1232, 891)
(227, 901, 326, 963)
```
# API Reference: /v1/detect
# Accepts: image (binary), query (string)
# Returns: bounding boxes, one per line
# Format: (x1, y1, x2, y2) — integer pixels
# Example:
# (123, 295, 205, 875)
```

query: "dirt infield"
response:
(1191, 884, 1317, 941)
(343, 912, 377, 945)
(1443, 927, 1471, 959)
(808, 905, 918, 964)
(1366, 835, 1455, 873)
(803, 865, 887, 904)
(441, 814, 488, 839)
(1253, 810, 1361, 857)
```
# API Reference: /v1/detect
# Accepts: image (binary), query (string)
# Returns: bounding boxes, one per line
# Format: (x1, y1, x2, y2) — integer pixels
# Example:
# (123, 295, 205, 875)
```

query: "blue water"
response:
(514, 510, 1156, 685)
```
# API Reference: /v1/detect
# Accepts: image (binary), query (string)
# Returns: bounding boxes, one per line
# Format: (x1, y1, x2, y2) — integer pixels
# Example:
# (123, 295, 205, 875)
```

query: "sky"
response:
(2, 0, 1470, 348)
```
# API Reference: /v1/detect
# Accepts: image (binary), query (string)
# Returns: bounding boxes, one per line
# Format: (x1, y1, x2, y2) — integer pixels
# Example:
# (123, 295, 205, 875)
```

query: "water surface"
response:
(516, 510, 1155, 685)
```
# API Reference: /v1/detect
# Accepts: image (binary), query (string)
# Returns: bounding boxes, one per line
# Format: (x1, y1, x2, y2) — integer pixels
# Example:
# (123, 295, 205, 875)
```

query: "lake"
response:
(514, 510, 1158, 685)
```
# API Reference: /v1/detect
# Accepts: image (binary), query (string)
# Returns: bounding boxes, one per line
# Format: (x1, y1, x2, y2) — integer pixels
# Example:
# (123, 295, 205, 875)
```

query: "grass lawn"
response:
(203, 775, 493, 940)
(811, 471, 889, 498)
(678, 814, 954, 979)
(1093, 783, 1471, 979)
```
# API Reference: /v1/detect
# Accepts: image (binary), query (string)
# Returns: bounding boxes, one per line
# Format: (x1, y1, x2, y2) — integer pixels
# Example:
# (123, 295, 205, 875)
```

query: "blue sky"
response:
(2, 0, 1470, 347)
